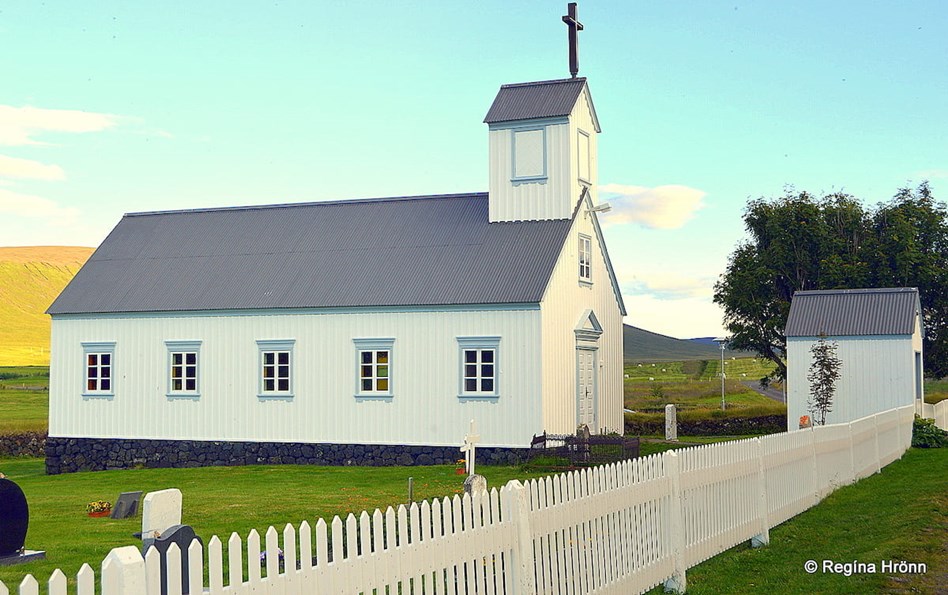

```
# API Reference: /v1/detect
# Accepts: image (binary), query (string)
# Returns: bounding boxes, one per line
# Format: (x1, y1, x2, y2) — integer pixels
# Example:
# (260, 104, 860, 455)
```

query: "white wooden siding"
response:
(787, 334, 918, 430)
(540, 210, 623, 435)
(49, 308, 542, 447)
(488, 121, 572, 222)
(568, 87, 599, 205)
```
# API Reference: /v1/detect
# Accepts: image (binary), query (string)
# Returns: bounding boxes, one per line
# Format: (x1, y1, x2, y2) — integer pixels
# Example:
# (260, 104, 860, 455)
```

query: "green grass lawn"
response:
(0, 458, 550, 588)
(624, 358, 786, 421)
(647, 447, 948, 594)
(0, 366, 49, 434)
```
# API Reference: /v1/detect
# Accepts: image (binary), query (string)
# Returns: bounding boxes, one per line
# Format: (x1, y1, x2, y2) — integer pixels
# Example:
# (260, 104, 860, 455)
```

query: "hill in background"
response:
(0, 246, 94, 365)
(624, 324, 743, 362)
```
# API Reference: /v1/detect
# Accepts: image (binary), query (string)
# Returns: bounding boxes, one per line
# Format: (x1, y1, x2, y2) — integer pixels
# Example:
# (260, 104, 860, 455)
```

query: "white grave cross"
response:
(460, 419, 481, 476)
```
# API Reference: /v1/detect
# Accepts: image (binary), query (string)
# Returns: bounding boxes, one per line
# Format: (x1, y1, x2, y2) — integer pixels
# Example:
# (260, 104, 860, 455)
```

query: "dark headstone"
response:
(110, 491, 143, 520)
(0, 478, 28, 556)
(143, 524, 203, 595)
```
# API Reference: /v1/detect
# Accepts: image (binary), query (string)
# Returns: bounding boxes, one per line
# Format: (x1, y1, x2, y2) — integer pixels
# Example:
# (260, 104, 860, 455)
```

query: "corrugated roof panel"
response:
(484, 78, 588, 124)
(48, 194, 572, 314)
(785, 288, 920, 337)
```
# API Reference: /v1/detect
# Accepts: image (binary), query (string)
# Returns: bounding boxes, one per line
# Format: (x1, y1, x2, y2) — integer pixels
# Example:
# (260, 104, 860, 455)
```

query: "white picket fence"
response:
(916, 398, 948, 430)
(3, 405, 915, 595)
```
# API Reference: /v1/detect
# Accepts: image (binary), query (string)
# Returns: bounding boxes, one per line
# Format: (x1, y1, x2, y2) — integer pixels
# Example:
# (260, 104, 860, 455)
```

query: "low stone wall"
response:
(45, 437, 530, 475)
(0, 432, 47, 457)
(624, 414, 787, 437)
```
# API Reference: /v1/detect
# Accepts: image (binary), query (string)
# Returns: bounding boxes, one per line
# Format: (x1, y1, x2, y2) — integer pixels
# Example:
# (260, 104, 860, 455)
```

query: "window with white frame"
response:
(458, 337, 500, 397)
(166, 340, 201, 397)
(354, 338, 394, 397)
(512, 127, 546, 181)
(82, 342, 116, 396)
(579, 234, 592, 283)
(257, 339, 295, 397)
(577, 130, 590, 183)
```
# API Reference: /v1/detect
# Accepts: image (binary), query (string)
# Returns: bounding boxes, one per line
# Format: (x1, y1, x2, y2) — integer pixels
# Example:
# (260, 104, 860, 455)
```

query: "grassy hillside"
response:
(0, 246, 93, 366)
(624, 324, 743, 362)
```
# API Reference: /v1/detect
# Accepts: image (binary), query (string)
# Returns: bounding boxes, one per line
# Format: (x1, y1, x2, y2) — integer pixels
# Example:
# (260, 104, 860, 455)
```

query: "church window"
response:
(354, 338, 395, 397)
(579, 234, 592, 283)
(578, 130, 590, 183)
(82, 341, 116, 397)
(512, 127, 546, 181)
(256, 339, 295, 398)
(457, 337, 500, 398)
(166, 340, 201, 397)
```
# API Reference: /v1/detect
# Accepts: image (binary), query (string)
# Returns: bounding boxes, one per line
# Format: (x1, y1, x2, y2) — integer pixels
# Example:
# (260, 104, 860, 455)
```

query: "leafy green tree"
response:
(714, 182, 947, 379)
(807, 335, 841, 425)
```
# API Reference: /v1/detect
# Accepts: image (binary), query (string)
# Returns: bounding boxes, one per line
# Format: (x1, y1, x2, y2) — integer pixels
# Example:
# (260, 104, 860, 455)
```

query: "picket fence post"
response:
(502, 480, 535, 594)
(662, 450, 687, 594)
(100, 546, 147, 595)
(751, 438, 770, 547)
(872, 413, 882, 474)
(807, 427, 820, 504)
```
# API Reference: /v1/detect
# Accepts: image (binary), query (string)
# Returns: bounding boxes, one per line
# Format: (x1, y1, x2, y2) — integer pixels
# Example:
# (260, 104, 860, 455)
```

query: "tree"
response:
(713, 182, 948, 379)
(806, 335, 841, 425)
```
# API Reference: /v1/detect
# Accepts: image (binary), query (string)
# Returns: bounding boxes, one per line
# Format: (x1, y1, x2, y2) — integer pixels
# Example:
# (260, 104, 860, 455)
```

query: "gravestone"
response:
(143, 524, 203, 595)
(665, 404, 678, 441)
(0, 478, 45, 566)
(111, 491, 143, 520)
(463, 474, 487, 497)
(142, 488, 182, 540)
(575, 424, 591, 463)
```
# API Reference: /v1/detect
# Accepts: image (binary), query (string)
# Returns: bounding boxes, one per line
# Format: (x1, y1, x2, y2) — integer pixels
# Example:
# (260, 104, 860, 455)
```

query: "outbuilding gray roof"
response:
(48, 193, 574, 315)
(484, 78, 600, 131)
(785, 288, 921, 337)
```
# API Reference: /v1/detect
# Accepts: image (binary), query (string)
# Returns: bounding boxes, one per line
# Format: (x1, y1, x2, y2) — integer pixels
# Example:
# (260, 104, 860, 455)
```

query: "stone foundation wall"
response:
(0, 432, 47, 457)
(45, 437, 530, 475)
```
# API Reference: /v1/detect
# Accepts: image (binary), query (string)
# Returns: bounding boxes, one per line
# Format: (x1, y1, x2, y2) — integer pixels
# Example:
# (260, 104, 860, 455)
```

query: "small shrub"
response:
(911, 416, 948, 448)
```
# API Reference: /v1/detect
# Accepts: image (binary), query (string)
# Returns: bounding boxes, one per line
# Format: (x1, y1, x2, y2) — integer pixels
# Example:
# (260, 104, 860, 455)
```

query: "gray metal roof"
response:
(785, 288, 921, 337)
(48, 193, 574, 315)
(484, 78, 600, 131)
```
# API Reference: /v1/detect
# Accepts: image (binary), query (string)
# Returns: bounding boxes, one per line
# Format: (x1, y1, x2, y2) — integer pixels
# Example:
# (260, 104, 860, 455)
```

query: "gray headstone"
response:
(0, 478, 28, 557)
(111, 491, 143, 520)
(665, 404, 678, 441)
(576, 424, 591, 441)
(463, 474, 488, 497)
(143, 524, 203, 595)
(142, 489, 182, 540)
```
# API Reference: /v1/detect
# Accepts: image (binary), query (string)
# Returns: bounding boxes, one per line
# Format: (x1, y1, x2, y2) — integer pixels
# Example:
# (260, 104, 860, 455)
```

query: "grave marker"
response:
(665, 404, 678, 441)
(0, 477, 45, 566)
(111, 491, 143, 520)
(459, 419, 480, 476)
(142, 488, 182, 540)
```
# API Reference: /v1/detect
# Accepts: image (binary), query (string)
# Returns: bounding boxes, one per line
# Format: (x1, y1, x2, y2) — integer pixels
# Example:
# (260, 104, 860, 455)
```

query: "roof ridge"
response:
(795, 287, 917, 295)
(498, 77, 586, 89)
(125, 192, 489, 217)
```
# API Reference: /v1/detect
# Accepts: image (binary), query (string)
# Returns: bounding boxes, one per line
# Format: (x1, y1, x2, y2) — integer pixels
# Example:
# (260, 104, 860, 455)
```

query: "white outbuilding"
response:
(785, 288, 924, 430)
(45, 75, 626, 473)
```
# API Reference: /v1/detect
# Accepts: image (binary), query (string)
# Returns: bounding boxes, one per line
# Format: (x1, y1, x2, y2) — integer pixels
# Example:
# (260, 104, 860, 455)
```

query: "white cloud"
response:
(0, 188, 80, 223)
(915, 169, 948, 180)
(622, 270, 715, 300)
(0, 105, 118, 146)
(0, 154, 65, 180)
(598, 183, 706, 229)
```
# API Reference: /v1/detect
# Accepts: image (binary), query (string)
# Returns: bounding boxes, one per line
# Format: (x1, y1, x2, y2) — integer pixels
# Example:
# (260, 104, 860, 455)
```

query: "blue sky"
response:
(1, 1, 945, 338)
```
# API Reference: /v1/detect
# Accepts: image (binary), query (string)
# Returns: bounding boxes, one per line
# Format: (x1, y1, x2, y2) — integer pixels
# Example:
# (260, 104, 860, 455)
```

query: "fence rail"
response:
(916, 399, 948, 430)
(2, 405, 915, 595)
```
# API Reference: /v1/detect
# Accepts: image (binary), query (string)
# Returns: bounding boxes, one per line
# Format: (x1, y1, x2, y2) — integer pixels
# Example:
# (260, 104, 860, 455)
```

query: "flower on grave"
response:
(456, 459, 466, 468)
(259, 548, 284, 566)
(86, 500, 112, 513)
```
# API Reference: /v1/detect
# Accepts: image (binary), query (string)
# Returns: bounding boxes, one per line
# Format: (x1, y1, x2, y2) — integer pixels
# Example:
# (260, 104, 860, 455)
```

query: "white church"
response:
(45, 21, 627, 473)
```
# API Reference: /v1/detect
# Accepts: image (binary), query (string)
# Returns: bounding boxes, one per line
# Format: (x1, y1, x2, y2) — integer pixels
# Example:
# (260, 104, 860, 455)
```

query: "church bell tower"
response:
(483, 3, 601, 223)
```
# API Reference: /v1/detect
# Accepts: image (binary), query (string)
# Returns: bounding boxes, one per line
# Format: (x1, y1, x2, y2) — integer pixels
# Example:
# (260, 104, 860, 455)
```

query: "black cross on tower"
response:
(562, 2, 584, 78)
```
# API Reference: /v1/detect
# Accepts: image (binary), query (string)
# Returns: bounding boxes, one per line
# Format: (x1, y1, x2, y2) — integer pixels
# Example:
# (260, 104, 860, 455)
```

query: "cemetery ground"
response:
(1, 447, 945, 592)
